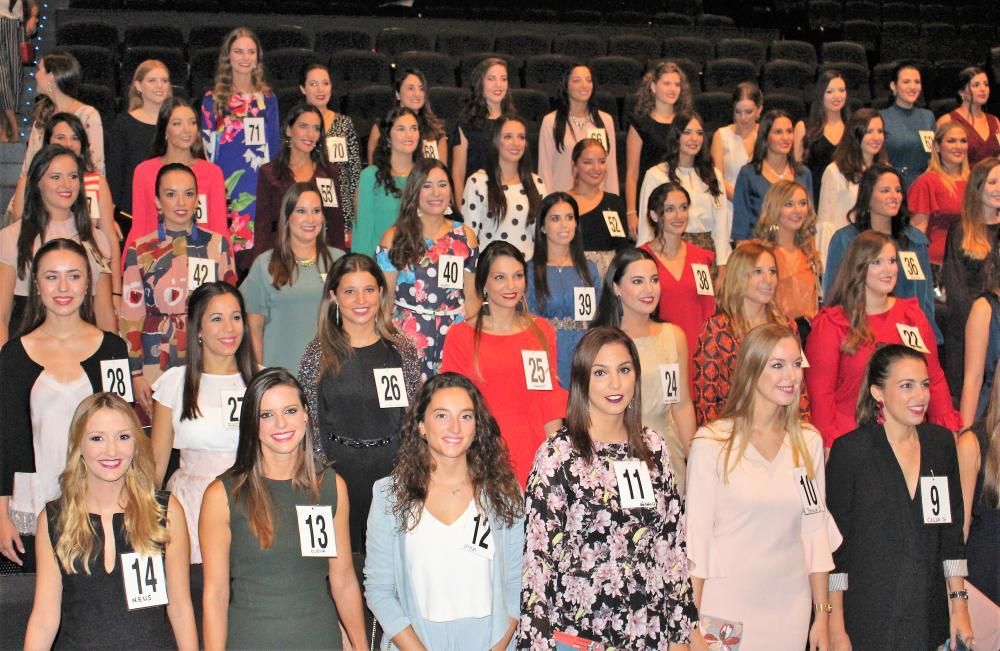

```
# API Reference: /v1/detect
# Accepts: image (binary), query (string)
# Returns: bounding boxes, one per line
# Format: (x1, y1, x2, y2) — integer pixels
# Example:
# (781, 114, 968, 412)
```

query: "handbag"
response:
(19, 39, 33, 66)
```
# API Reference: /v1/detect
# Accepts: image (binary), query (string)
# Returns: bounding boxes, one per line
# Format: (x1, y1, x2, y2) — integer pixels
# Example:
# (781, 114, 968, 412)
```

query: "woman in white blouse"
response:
(711, 82, 761, 201)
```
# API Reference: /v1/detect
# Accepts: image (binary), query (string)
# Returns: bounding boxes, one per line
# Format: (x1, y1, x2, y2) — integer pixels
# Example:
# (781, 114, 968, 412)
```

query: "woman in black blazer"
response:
(826, 344, 973, 651)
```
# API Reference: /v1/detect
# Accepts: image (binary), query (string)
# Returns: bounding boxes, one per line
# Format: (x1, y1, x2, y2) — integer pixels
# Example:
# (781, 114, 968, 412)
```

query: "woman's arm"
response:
(199, 480, 231, 651)
(955, 430, 981, 542)
(11, 175, 25, 220)
(246, 314, 265, 366)
(603, 113, 620, 195)
(96, 175, 122, 303)
(150, 402, 175, 487)
(536, 113, 557, 191)
(624, 125, 642, 238)
(959, 298, 990, 427)
(327, 475, 368, 650)
(793, 121, 807, 163)
(164, 495, 198, 651)
(462, 225, 480, 318)
(669, 327, 697, 452)
(93, 269, 116, 332)
(366, 123, 380, 166)
(22, 509, 62, 650)
(451, 127, 468, 204)
(807, 571, 831, 651)
(0, 262, 16, 346)
(710, 130, 734, 201)
(730, 167, 754, 243)
(81, 107, 105, 176)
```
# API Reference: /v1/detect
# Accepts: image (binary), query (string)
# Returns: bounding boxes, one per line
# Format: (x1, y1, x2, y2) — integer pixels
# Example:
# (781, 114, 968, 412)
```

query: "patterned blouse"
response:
(325, 113, 362, 237)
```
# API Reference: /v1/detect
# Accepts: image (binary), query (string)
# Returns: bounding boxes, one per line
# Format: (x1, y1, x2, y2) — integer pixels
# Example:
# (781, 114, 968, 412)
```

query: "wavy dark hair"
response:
(530, 192, 593, 311)
(181, 282, 256, 421)
(373, 106, 422, 197)
(388, 158, 455, 270)
(831, 108, 887, 185)
(663, 111, 722, 198)
(591, 247, 659, 329)
(274, 104, 328, 183)
(846, 163, 911, 244)
(389, 372, 523, 531)
(856, 343, 927, 425)
(565, 326, 652, 468)
(44, 113, 95, 173)
(395, 68, 445, 142)
(647, 180, 690, 238)
(299, 61, 333, 108)
(802, 69, 849, 165)
(827, 230, 896, 354)
(750, 109, 801, 175)
(955, 66, 988, 104)
(268, 182, 335, 288)
(484, 116, 542, 227)
(16, 238, 95, 338)
(211, 27, 270, 122)
(150, 97, 206, 160)
(459, 57, 515, 129)
(632, 60, 693, 120)
(32, 51, 81, 130)
(552, 63, 603, 154)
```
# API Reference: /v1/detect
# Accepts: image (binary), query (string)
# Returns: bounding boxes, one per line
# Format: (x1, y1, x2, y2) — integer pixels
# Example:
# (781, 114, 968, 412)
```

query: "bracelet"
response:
(112, 292, 122, 297)
(949, 590, 969, 600)
(814, 603, 833, 614)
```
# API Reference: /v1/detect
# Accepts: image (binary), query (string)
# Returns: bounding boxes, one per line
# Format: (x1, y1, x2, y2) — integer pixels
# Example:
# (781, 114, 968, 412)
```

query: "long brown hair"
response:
(373, 107, 422, 198)
(212, 27, 270, 121)
(16, 238, 95, 338)
(982, 363, 1000, 507)
(632, 60, 693, 119)
(459, 57, 516, 129)
(716, 242, 786, 340)
(826, 230, 894, 354)
(802, 69, 849, 164)
(388, 158, 454, 269)
(267, 182, 335, 289)
(960, 157, 1000, 260)
(483, 116, 542, 228)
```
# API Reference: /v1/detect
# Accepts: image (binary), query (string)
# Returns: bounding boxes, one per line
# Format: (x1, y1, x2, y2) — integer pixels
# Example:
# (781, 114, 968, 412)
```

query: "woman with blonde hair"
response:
(908, 121, 970, 266)
(687, 323, 840, 650)
(22, 392, 198, 649)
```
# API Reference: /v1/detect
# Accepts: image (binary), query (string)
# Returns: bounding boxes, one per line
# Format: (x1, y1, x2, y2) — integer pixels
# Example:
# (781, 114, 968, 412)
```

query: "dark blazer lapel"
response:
(869, 424, 921, 548)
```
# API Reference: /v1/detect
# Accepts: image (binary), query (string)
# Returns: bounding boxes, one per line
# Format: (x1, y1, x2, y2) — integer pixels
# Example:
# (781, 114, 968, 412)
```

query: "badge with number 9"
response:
(121, 552, 169, 610)
(574, 287, 596, 321)
(101, 359, 134, 402)
(373, 368, 408, 408)
(920, 476, 951, 524)
(195, 194, 208, 224)
(296, 505, 337, 557)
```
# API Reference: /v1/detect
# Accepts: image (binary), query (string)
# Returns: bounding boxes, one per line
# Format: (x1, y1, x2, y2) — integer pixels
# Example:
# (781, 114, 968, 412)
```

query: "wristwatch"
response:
(948, 590, 969, 600)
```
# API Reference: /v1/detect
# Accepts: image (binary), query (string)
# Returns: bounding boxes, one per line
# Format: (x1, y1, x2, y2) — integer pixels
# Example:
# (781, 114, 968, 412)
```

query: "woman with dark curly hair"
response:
(364, 372, 524, 650)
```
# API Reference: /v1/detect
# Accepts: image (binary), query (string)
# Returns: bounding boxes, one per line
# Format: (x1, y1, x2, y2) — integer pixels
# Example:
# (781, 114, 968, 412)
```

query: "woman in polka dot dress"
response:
(461, 116, 545, 260)
(377, 159, 479, 380)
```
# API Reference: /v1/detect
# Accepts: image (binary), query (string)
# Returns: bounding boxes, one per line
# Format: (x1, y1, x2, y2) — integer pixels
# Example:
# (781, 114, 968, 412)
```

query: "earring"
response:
(444, 204, 453, 215)
(482, 289, 489, 304)
(335, 303, 341, 326)
(416, 208, 423, 218)
(875, 400, 886, 425)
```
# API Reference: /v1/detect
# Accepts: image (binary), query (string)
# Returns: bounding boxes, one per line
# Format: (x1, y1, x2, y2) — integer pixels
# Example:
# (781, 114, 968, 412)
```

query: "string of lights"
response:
(19, 1, 48, 141)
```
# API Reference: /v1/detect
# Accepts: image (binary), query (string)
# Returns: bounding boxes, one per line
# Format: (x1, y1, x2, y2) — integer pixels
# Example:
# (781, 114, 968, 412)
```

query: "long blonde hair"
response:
(960, 157, 1000, 261)
(712, 324, 814, 482)
(127, 59, 170, 111)
(212, 27, 270, 121)
(55, 393, 168, 574)
(926, 122, 970, 196)
(717, 242, 786, 339)
(754, 180, 822, 278)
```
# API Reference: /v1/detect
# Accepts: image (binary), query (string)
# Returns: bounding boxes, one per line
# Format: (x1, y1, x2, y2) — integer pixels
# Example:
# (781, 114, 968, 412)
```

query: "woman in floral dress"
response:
(200, 27, 280, 273)
(376, 159, 478, 379)
(519, 326, 698, 650)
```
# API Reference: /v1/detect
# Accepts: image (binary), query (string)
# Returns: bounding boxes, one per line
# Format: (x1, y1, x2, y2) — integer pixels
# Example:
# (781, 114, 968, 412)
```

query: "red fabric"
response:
(641, 241, 716, 359)
(441, 318, 568, 486)
(907, 172, 966, 265)
(804, 297, 961, 447)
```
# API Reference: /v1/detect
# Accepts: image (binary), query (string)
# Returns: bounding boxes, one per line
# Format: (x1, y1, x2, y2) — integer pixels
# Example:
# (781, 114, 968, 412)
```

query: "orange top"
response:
(774, 246, 819, 321)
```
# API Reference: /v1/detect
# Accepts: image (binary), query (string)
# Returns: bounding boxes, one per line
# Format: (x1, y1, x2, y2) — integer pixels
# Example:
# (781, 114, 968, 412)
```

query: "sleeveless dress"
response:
(966, 422, 999, 606)
(976, 292, 1000, 420)
(222, 471, 343, 650)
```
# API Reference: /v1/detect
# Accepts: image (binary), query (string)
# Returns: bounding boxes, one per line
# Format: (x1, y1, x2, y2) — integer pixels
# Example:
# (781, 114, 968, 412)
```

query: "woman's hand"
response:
(949, 604, 974, 650)
(809, 614, 830, 651)
(829, 628, 851, 651)
(0, 511, 24, 565)
(132, 374, 153, 416)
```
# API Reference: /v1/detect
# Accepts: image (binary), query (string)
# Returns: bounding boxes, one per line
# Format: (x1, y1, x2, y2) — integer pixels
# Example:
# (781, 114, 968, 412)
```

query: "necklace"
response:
(570, 114, 590, 129)
(764, 160, 789, 180)
(296, 255, 317, 267)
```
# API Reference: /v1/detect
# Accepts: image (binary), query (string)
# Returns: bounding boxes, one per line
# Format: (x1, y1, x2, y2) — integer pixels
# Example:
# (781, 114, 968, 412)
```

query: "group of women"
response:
(0, 23, 997, 651)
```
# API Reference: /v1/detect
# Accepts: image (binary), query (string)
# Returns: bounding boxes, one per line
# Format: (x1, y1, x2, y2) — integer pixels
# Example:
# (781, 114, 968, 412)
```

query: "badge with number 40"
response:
(437, 255, 463, 290)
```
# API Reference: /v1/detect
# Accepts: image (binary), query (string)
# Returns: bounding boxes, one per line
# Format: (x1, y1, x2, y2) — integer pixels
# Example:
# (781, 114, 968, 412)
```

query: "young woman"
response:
(108, 59, 171, 220)
(566, 138, 629, 274)
(591, 247, 696, 494)
(200, 368, 368, 650)
(880, 62, 936, 190)
(526, 192, 600, 390)
(299, 62, 361, 238)
(908, 121, 970, 266)
(693, 241, 810, 425)
(538, 63, 618, 194)
(753, 181, 821, 326)
(638, 111, 730, 264)
(687, 323, 839, 651)
(733, 109, 813, 242)
(298, 253, 421, 551)
(462, 115, 546, 259)
(252, 104, 346, 262)
(0, 144, 114, 345)
(938, 66, 1000, 165)
(367, 67, 447, 165)
(640, 182, 716, 364)
(150, 282, 255, 568)
(22, 393, 198, 650)
(959, 220, 1000, 426)
(451, 57, 514, 204)
(127, 97, 228, 254)
(351, 107, 420, 257)
(120, 163, 236, 417)
(711, 81, 762, 202)
(806, 231, 961, 449)
(519, 326, 698, 648)
(20, 51, 104, 176)
(827, 345, 973, 650)
(364, 372, 523, 650)
(377, 159, 478, 380)
(0, 239, 128, 571)
(793, 69, 848, 203)
(816, 108, 887, 267)
(241, 182, 345, 372)
(440, 241, 567, 486)
(625, 60, 693, 239)
(0, 0, 35, 143)
(200, 27, 280, 263)
(825, 163, 939, 341)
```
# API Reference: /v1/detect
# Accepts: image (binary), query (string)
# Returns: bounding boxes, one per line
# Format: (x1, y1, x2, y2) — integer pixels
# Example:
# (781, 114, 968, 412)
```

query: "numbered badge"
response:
(325, 136, 347, 162)
(221, 388, 243, 429)
(296, 505, 337, 557)
(613, 459, 655, 509)
(85, 189, 100, 221)
(121, 552, 169, 610)
(794, 468, 824, 515)
(573, 287, 596, 322)
(243, 117, 265, 146)
(897, 251, 925, 280)
(101, 359, 134, 403)
(461, 510, 494, 560)
(373, 368, 408, 408)
(918, 130, 935, 153)
(316, 177, 338, 208)
(692, 264, 714, 296)
(896, 323, 929, 353)
(586, 127, 607, 149)
(187, 257, 216, 291)
(421, 139, 440, 160)
(659, 363, 680, 405)
(800, 351, 810, 368)
(603, 210, 626, 239)
(522, 350, 552, 391)
(195, 194, 208, 225)
(437, 254, 463, 290)
(920, 476, 952, 524)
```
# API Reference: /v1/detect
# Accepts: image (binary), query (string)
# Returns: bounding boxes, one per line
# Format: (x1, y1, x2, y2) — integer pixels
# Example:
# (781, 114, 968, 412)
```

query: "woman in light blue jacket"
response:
(364, 372, 524, 650)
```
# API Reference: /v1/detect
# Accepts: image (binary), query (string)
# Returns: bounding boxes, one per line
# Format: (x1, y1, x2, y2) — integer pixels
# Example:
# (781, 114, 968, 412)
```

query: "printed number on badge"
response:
(897, 251, 925, 280)
(195, 194, 208, 224)
(920, 476, 952, 524)
(896, 323, 929, 353)
(422, 139, 439, 160)
(461, 511, 494, 559)
(325, 136, 347, 162)
(244, 117, 265, 146)
(574, 287, 596, 321)
(918, 130, 935, 153)
(187, 257, 215, 291)
(522, 350, 552, 391)
(86, 189, 99, 221)
(316, 177, 338, 208)
(692, 264, 714, 296)
(603, 210, 626, 238)
(121, 553, 168, 610)
(613, 459, 655, 509)
(586, 127, 607, 149)
(101, 359, 134, 402)
(659, 363, 680, 405)
(221, 389, 243, 429)
(296, 505, 337, 557)
(373, 368, 408, 408)
(794, 468, 823, 515)
(437, 254, 463, 290)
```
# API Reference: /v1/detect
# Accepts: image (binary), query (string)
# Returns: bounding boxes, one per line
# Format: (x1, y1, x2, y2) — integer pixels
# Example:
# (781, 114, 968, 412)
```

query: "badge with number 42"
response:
(296, 505, 337, 557)
(101, 359, 134, 402)
(121, 552, 168, 610)
(187, 257, 215, 291)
